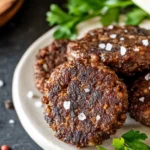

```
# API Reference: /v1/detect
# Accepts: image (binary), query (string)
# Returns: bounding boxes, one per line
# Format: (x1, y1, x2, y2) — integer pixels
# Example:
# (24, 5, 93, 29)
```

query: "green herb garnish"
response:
(46, 0, 150, 39)
(97, 130, 150, 150)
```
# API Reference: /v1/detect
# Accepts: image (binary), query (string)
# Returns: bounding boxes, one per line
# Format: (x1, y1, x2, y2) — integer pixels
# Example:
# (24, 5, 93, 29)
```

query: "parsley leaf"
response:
(46, 0, 150, 39)
(122, 129, 148, 141)
(96, 145, 107, 150)
(112, 138, 125, 150)
(126, 8, 149, 25)
(101, 8, 120, 26)
(97, 130, 150, 150)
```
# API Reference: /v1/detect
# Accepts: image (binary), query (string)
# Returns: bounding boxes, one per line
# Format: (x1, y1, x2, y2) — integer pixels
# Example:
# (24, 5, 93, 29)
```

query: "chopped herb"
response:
(46, 0, 150, 39)
(96, 130, 150, 150)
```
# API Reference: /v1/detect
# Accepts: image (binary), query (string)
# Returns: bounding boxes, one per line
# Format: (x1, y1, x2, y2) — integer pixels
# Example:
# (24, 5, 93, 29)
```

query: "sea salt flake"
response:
(139, 97, 145, 102)
(108, 25, 113, 29)
(9, 119, 15, 124)
(120, 37, 124, 41)
(43, 64, 48, 71)
(142, 39, 149, 46)
(110, 34, 117, 38)
(63, 101, 71, 110)
(0, 80, 4, 87)
(84, 88, 90, 93)
(134, 47, 139, 52)
(27, 91, 34, 99)
(78, 113, 86, 121)
(35, 101, 42, 107)
(96, 115, 101, 121)
(124, 29, 128, 33)
(99, 43, 106, 49)
(120, 46, 127, 56)
(106, 43, 113, 51)
(145, 73, 150, 81)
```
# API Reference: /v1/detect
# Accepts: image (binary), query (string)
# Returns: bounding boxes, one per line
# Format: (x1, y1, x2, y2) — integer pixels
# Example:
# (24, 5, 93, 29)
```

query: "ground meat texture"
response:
(67, 26, 150, 76)
(42, 60, 128, 147)
(129, 73, 150, 126)
(34, 40, 69, 93)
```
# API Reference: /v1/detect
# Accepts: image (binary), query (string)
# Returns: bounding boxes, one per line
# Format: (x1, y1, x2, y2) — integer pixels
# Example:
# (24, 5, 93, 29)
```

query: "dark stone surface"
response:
(0, 0, 62, 149)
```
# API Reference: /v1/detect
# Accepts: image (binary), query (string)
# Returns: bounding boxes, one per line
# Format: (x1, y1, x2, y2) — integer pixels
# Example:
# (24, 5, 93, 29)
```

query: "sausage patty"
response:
(67, 26, 150, 76)
(34, 40, 69, 93)
(129, 72, 150, 126)
(42, 60, 128, 147)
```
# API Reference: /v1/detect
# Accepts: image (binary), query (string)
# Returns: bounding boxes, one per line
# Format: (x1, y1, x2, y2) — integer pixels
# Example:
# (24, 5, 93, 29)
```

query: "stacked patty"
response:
(129, 73, 150, 126)
(34, 25, 150, 147)
(67, 26, 150, 76)
(34, 39, 69, 93)
(43, 60, 128, 147)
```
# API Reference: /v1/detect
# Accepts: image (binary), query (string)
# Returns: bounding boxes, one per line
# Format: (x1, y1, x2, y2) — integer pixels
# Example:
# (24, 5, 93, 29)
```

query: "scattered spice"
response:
(1, 145, 10, 150)
(4, 100, 14, 109)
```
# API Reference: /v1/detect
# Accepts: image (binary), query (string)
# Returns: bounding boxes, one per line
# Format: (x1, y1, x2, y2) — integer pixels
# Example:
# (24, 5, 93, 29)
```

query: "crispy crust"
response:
(42, 60, 128, 147)
(34, 40, 69, 93)
(129, 73, 150, 126)
(67, 26, 150, 76)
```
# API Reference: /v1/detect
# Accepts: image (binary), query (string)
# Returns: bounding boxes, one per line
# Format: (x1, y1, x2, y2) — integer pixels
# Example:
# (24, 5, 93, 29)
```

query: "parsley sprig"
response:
(46, 0, 150, 39)
(97, 130, 150, 150)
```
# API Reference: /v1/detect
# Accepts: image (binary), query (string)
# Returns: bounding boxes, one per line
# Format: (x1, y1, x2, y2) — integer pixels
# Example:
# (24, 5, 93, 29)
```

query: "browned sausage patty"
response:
(67, 26, 150, 76)
(129, 73, 150, 126)
(42, 60, 128, 147)
(34, 40, 69, 93)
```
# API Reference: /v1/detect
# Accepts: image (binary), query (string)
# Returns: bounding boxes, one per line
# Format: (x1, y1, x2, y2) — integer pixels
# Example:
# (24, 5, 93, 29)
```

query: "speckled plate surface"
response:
(12, 18, 150, 150)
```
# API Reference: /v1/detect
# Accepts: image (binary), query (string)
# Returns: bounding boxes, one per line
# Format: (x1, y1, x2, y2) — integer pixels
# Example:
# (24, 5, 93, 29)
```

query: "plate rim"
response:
(12, 27, 63, 150)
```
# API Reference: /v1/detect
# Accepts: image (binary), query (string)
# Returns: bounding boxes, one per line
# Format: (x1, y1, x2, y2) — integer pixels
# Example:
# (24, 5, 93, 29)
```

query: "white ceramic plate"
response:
(12, 18, 150, 150)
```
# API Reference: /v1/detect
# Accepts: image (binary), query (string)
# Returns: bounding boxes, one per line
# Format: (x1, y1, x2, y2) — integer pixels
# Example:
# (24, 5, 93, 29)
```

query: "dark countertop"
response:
(0, 0, 62, 149)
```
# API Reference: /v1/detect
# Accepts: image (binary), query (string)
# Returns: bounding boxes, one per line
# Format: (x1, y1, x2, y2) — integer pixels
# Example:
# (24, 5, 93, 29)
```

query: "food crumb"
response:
(4, 100, 14, 109)
(35, 101, 42, 108)
(0, 80, 4, 87)
(27, 91, 34, 99)
(9, 119, 15, 124)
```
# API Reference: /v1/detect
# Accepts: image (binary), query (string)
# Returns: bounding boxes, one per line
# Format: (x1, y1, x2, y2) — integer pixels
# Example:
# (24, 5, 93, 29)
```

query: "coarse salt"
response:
(35, 101, 42, 107)
(99, 43, 106, 49)
(110, 34, 117, 38)
(106, 43, 113, 51)
(120, 37, 124, 41)
(134, 47, 139, 52)
(9, 119, 15, 124)
(43, 64, 48, 71)
(84, 88, 90, 93)
(78, 113, 86, 121)
(0, 80, 4, 87)
(120, 46, 126, 56)
(124, 29, 128, 33)
(108, 25, 113, 29)
(27, 91, 34, 99)
(142, 39, 149, 46)
(145, 73, 150, 81)
(139, 97, 145, 102)
(63, 101, 71, 110)
(96, 115, 101, 121)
